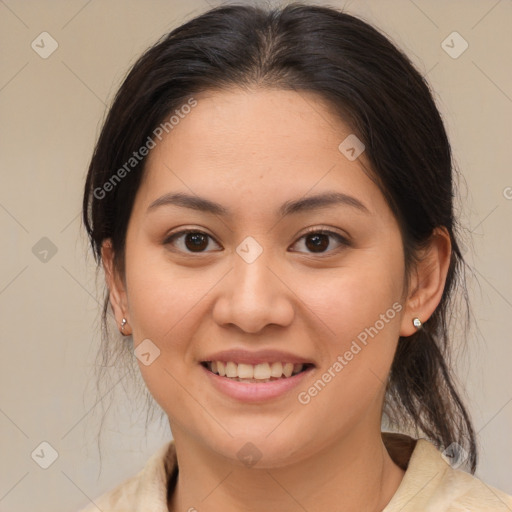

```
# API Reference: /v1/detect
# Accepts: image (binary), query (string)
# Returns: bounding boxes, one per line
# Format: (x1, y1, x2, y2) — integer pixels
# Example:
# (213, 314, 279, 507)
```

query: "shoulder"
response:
(76, 440, 177, 512)
(383, 433, 512, 511)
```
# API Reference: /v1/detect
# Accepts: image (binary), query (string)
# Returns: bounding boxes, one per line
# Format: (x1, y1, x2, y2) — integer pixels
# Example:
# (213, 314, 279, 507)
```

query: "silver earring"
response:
(120, 318, 127, 333)
(412, 317, 422, 329)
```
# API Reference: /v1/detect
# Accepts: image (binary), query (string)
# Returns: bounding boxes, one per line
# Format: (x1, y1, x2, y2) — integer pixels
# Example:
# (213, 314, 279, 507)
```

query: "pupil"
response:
(306, 233, 328, 252)
(186, 233, 208, 252)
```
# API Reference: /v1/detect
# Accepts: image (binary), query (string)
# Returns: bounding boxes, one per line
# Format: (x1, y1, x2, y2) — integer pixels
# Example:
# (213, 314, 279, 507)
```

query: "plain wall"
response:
(0, 1, 511, 510)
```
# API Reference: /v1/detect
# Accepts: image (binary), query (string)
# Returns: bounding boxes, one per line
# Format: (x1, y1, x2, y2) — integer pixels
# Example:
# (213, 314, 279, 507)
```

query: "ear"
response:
(101, 239, 132, 336)
(399, 227, 451, 337)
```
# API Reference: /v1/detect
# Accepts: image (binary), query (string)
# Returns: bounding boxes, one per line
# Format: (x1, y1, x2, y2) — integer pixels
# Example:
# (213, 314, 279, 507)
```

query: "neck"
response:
(168, 427, 405, 512)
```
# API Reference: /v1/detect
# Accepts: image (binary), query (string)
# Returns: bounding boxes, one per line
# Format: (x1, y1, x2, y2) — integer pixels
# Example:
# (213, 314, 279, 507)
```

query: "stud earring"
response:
(120, 318, 128, 334)
(412, 317, 422, 330)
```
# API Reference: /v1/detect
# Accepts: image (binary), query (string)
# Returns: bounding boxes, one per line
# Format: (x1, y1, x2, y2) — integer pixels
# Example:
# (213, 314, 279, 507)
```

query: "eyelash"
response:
(163, 227, 351, 256)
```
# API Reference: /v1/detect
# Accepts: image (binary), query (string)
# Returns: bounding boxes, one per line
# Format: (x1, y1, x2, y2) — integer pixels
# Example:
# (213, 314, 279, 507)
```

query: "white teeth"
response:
(283, 363, 294, 378)
(253, 363, 271, 380)
(225, 361, 238, 378)
(237, 363, 254, 379)
(270, 362, 283, 377)
(206, 360, 307, 380)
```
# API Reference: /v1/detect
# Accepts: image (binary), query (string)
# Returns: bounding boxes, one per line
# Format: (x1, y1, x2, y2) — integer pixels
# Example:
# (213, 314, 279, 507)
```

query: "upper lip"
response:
(201, 349, 316, 366)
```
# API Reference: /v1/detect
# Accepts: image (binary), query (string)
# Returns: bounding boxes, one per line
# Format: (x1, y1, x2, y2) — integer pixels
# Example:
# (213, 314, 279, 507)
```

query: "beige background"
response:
(0, 0, 511, 510)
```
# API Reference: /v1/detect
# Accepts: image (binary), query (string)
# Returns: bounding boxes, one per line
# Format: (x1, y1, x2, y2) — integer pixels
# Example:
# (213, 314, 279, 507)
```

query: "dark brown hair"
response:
(83, 3, 477, 471)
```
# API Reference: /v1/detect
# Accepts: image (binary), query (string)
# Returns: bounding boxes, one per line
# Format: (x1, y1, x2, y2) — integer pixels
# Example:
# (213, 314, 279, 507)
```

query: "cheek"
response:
(123, 249, 213, 416)
(301, 250, 404, 347)
(124, 245, 210, 342)
(295, 249, 404, 404)
(294, 281, 402, 439)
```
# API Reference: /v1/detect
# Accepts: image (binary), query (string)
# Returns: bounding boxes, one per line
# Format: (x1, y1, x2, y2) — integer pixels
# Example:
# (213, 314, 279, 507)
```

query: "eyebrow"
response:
(147, 191, 370, 217)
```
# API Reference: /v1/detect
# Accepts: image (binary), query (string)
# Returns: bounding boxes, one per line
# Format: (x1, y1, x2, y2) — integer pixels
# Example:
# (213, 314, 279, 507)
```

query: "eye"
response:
(290, 229, 351, 254)
(164, 229, 222, 253)
(164, 228, 350, 255)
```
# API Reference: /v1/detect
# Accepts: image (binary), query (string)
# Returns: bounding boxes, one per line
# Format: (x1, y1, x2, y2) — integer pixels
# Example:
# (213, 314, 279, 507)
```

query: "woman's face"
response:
(113, 88, 411, 466)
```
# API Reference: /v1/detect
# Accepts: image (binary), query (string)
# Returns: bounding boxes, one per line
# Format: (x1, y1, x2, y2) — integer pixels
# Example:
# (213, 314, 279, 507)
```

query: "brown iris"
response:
(185, 232, 209, 252)
(305, 233, 330, 252)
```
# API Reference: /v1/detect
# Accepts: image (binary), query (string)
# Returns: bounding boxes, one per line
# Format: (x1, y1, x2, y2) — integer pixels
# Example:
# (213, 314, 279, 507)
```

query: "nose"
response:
(212, 248, 295, 334)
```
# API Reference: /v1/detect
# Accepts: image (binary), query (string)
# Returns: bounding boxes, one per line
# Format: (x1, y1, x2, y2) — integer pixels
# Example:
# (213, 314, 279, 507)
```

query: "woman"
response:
(79, 3, 512, 511)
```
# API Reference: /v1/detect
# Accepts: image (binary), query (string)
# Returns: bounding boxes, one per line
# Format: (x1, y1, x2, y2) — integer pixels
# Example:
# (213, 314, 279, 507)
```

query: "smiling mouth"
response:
(201, 361, 314, 383)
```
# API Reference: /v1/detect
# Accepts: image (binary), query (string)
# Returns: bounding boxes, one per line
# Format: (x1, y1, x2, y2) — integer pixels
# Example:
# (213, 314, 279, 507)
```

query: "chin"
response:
(192, 421, 318, 469)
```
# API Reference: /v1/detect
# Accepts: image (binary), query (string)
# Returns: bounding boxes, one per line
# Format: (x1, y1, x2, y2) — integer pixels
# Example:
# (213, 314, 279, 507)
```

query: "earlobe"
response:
(399, 227, 451, 337)
(101, 240, 132, 335)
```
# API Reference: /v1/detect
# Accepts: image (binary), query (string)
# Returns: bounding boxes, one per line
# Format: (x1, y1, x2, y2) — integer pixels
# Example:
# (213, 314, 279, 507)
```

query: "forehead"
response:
(158, 88, 348, 162)
(136, 88, 386, 218)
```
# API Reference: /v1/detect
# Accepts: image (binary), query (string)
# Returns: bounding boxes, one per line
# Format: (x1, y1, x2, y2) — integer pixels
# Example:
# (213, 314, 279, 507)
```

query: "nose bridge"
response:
(213, 238, 294, 333)
(234, 245, 272, 300)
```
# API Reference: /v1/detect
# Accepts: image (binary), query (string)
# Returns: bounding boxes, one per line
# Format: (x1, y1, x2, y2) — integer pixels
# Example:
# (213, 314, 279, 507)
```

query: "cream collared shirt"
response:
(78, 434, 512, 511)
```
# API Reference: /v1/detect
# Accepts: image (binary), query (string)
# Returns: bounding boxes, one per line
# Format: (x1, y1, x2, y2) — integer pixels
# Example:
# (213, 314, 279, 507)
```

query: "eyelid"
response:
(298, 226, 351, 242)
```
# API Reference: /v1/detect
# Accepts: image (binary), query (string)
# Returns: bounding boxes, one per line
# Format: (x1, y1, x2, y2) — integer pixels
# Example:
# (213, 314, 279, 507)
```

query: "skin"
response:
(103, 88, 451, 512)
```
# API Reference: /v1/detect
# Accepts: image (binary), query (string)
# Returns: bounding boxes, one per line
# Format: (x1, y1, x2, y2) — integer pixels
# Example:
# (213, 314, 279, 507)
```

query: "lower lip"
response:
(201, 364, 314, 403)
